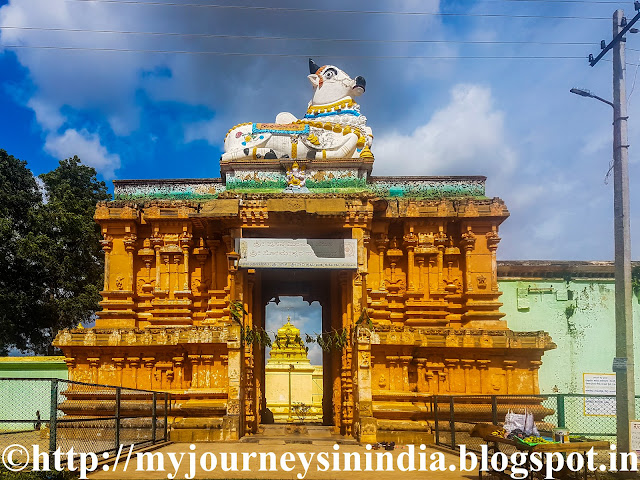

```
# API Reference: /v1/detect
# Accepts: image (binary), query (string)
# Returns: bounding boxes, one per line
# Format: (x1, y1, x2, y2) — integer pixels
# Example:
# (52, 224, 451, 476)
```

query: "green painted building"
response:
(0, 356, 68, 430)
(498, 261, 640, 394)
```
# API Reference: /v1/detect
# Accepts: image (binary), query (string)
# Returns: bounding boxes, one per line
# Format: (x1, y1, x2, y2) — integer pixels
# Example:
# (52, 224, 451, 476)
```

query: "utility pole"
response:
(588, 7, 638, 453)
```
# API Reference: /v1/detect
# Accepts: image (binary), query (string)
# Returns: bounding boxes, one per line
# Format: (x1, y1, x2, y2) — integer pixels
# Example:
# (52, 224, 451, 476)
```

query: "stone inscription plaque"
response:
(235, 238, 357, 269)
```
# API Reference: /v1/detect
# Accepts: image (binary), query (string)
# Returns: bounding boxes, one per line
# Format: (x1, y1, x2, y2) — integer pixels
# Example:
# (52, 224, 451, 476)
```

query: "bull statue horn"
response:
(309, 58, 321, 74)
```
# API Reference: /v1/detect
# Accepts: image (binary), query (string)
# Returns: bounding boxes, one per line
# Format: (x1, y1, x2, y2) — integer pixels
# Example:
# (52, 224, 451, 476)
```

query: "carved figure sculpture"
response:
(285, 162, 308, 192)
(222, 59, 372, 162)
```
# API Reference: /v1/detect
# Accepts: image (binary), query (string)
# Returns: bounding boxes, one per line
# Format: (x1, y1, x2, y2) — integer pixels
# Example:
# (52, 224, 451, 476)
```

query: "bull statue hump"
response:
(222, 59, 373, 162)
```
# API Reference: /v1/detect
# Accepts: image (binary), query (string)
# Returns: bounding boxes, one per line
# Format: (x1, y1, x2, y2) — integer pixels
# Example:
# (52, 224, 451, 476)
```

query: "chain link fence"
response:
(0, 378, 170, 457)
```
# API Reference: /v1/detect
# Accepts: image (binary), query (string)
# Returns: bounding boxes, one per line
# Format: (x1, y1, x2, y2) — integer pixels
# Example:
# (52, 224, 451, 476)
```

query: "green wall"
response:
(0, 357, 68, 430)
(499, 278, 640, 394)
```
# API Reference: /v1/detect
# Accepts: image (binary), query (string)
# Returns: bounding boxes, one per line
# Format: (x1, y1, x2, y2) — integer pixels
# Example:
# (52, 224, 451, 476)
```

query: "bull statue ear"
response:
(308, 74, 320, 87)
(309, 58, 320, 74)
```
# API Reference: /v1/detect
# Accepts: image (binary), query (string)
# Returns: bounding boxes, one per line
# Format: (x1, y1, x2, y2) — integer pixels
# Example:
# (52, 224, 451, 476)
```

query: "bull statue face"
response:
(308, 58, 366, 106)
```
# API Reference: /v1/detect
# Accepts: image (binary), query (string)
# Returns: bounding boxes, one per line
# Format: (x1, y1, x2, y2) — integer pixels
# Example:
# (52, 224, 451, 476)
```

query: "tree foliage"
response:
(0, 151, 109, 354)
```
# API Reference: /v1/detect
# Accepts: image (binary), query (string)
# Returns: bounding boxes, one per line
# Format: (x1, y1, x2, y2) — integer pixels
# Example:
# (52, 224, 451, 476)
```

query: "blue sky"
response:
(265, 297, 323, 366)
(1, 0, 639, 260)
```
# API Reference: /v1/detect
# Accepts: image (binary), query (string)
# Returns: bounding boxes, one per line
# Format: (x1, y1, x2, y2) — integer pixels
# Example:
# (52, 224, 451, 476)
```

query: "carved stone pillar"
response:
(355, 327, 375, 443)
(504, 360, 518, 394)
(387, 356, 399, 391)
(529, 360, 542, 394)
(477, 360, 490, 394)
(180, 232, 192, 291)
(124, 234, 137, 291)
(435, 231, 447, 293)
(486, 229, 501, 293)
(425, 370, 435, 393)
(151, 236, 162, 292)
(444, 359, 459, 394)
(100, 237, 113, 291)
(87, 357, 100, 384)
(225, 324, 243, 440)
(374, 234, 388, 290)
(461, 359, 474, 394)
(460, 229, 476, 293)
(400, 355, 413, 391)
(112, 357, 125, 386)
(163, 254, 171, 293)
(188, 355, 200, 388)
(127, 357, 140, 389)
(64, 357, 76, 382)
(143, 357, 155, 390)
(202, 355, 213, 388)
(173, 356, 184, 389)
(415, 358, 427, 392)
(173, 255, 181, 293)
(403, 231, 418, 292)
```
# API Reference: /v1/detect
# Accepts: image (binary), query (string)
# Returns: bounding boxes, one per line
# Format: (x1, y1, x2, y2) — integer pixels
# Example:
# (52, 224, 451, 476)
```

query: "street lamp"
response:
(570, 84, 636, 452)
(569, 88, 614, 108)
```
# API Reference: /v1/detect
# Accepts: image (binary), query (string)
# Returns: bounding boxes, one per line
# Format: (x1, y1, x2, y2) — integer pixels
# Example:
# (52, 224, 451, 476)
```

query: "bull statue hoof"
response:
(222, 59, 373, 162)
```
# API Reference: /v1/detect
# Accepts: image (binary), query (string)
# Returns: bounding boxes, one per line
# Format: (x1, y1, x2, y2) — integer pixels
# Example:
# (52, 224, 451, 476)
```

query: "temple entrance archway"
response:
(263, 296, 323, 424)
(246, 268, 349, 429)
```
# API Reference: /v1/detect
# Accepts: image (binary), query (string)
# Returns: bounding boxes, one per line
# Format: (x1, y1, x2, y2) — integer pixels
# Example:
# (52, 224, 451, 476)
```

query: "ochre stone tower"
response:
(264, 317, 323, 423)
(53, 61, 555, 443)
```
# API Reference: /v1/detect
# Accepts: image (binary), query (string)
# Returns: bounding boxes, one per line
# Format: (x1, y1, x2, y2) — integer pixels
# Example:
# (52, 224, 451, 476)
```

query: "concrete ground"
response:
(89, 442, 477, 480)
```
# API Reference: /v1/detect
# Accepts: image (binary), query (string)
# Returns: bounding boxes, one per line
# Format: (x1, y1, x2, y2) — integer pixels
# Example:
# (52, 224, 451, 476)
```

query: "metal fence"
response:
(432, 394, 640, 456)
(0, 378, 170, 456)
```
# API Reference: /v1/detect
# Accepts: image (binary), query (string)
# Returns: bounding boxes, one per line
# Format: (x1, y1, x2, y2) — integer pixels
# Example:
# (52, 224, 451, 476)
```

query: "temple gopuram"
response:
(264, 317, 323, 423)
(53, 60, 555, 443)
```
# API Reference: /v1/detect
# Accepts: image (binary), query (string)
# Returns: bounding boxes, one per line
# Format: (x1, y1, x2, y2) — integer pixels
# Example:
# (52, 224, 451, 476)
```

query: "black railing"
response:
(432, 394, 640, 452)
(0, 378, 171, 455)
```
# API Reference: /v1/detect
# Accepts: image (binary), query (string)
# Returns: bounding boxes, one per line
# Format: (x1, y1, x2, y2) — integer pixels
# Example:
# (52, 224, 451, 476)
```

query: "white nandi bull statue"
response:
(222, 59, 373, 162)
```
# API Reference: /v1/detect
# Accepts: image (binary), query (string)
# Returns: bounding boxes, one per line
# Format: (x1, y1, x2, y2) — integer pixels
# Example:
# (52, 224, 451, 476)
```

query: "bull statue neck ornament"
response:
(222, 59, 373, 163)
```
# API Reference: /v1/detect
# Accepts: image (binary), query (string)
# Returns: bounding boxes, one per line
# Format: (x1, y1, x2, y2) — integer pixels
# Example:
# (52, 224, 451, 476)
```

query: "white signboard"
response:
(583, 373, 616, 416)
(236, 238, 358, 269)
(630, 421, 640, 456)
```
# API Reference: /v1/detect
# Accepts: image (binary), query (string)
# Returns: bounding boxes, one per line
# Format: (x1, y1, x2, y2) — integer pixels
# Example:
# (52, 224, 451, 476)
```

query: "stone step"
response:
(240, 436, 360, 445)
(259, 424, 334, 438)
(240, 424, 359, 445)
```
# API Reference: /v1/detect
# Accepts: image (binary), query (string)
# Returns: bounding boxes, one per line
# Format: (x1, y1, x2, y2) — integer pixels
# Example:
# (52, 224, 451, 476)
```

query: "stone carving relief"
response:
(157, 330, 168, 345)
(58, 330, 72, 346)
(360, 352, 371, 368)
(83, 330, 96, 346)
(201, 328, 213, 343)
(188, 329, 199, 343)
(107, 330, 121, 346)
(125, 330, 137, 345)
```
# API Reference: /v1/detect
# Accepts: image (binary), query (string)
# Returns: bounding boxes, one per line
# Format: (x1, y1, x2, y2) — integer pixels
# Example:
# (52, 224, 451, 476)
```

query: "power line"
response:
(500, 0, 626, 3)
(0, 26, 599, 46)
(53, 0, 609, 20)
(0, 44, 588, 58)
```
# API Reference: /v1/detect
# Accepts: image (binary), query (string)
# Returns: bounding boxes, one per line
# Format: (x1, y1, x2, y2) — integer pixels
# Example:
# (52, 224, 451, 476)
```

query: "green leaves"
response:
(0, 152, 108, 354)
(229, 300, 247, 325)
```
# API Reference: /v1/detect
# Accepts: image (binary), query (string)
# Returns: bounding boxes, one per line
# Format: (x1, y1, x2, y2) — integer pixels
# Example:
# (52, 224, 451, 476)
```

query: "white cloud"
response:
(26, 97, 65, 131)
(373, 84, 517, 178)
(44, 129, 121, 177)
